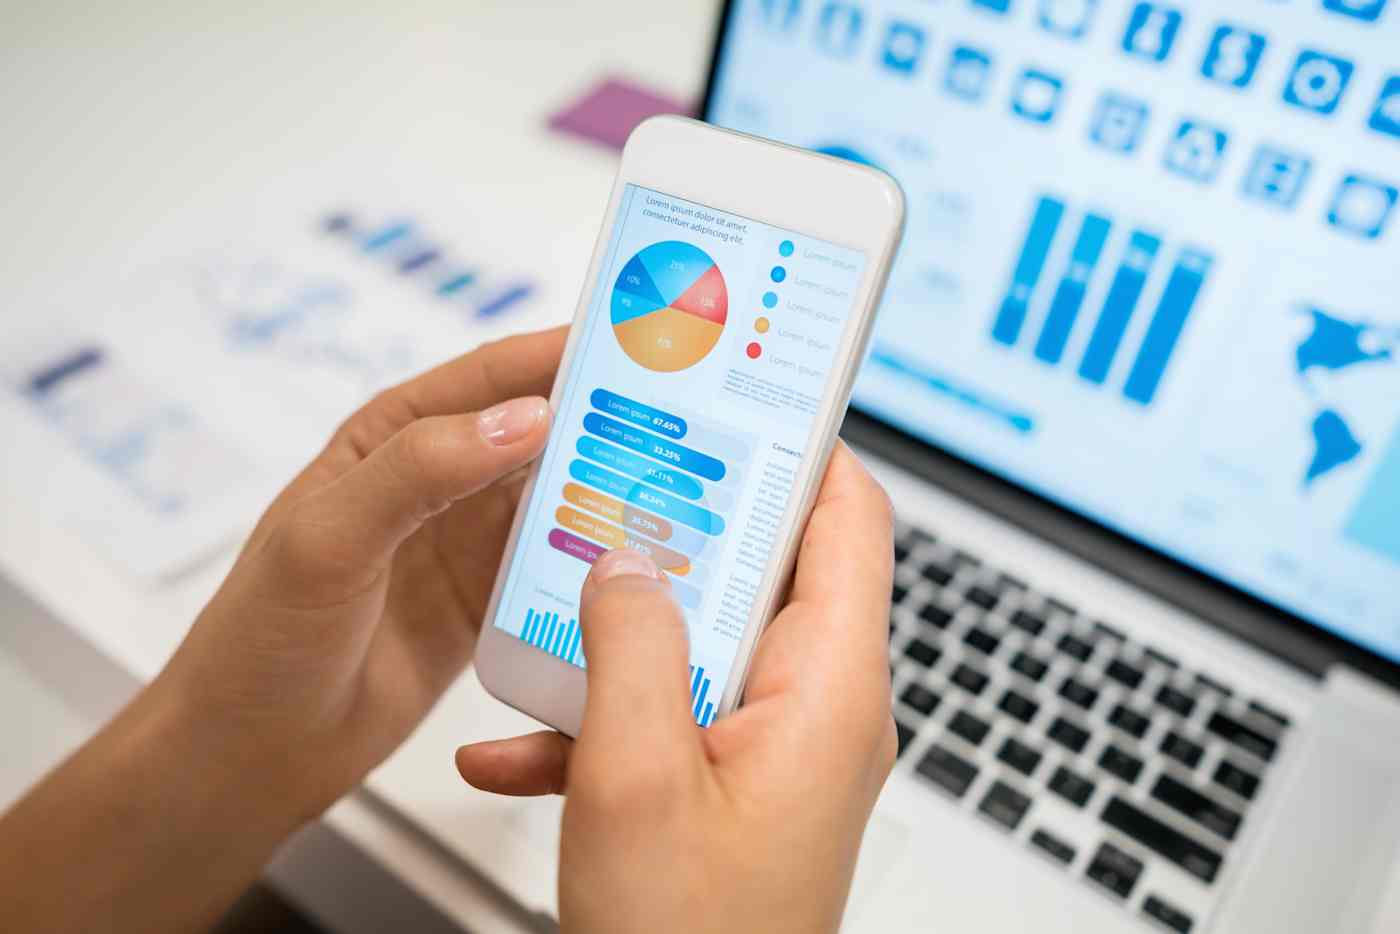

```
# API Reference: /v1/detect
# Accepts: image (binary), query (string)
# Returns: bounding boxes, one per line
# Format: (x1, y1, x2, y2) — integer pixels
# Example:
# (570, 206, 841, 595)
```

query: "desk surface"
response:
(0, 1, 717, 928)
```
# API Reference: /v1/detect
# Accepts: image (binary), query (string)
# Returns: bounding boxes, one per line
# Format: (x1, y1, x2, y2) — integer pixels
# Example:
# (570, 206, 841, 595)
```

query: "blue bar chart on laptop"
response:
(992, 194, 1214, 407)
(1344, 426, 1400, 566)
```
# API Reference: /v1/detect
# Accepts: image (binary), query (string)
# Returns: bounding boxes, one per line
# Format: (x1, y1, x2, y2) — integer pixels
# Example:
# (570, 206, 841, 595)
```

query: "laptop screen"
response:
(703, 0, 1400, 666)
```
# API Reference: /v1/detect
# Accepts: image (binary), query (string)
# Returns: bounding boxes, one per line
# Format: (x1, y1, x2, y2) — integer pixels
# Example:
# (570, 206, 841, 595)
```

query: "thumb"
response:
(263, 396, 551, 599)
(575, 550, 702, 763)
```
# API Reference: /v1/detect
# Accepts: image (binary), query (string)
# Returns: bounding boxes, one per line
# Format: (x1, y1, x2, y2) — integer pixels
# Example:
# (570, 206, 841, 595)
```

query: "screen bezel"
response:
(698, 0, 1400, 692)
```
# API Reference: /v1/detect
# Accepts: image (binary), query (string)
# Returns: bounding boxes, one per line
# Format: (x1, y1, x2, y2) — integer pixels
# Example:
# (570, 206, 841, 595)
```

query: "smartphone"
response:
(476, 116, 904, 736)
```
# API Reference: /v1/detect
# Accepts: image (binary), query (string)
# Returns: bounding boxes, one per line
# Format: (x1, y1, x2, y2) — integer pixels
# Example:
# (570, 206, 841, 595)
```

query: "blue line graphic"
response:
(1035, 213, 1113, 364)
(993, 196, 1066, 346)
(1078, 230, 1162, 384)
(1123, 249, 1212, 405)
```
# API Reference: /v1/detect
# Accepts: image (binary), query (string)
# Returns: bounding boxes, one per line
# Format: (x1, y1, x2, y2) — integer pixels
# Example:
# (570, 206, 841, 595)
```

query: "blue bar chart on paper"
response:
(992, 194, 1214, 407)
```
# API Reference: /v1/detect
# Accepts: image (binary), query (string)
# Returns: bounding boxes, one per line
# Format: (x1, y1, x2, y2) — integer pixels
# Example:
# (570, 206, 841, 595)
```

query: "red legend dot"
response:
(746, 342, 762, 359)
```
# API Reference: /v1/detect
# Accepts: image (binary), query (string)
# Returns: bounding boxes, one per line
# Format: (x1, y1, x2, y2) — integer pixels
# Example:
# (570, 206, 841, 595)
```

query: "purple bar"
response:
(549, 528, 604, 565)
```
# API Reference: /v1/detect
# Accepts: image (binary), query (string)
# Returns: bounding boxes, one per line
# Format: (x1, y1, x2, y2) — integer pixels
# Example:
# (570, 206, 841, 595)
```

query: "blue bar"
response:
(477, 285, 533, 318)
(1034, 213, 1112, 364)
(568, 460, 725, 535)
(582, 412, 726, 482)
(520, 608, 535, 642)
(576, 436, 706, 500)
(565, 620, 582, 664)
(693, 674, 711, 719)
(529, 611, 545, 647)
(1345, 425, 1400, 564)
(1123, 249, 1212, 405)
(398, 249, 440, 273)
(690, 665, 704, 698)
(27, 347, 105, 396)
(362, 223, 412, 251)
(546, 614, 562, 655)
(1078, 231, 1162, 384)
(702, 702, 715, 727)
(992, 196, 1066, 346)
(590, 389, 687, 439)
(542, 613, 558, 651)
(437, 272, 476, 295)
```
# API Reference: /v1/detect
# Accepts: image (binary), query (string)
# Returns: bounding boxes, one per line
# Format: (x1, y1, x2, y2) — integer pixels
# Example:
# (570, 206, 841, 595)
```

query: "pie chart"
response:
(610, 241, 728, 372)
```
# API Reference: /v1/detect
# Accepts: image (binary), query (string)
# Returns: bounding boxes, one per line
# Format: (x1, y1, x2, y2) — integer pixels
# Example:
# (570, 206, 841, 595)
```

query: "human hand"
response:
(152, 326, 564, 824)
(456, 443, 897, 934)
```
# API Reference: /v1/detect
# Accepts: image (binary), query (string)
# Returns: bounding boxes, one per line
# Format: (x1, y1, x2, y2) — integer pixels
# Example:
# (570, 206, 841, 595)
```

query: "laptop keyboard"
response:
(889, 522, 1293, 933)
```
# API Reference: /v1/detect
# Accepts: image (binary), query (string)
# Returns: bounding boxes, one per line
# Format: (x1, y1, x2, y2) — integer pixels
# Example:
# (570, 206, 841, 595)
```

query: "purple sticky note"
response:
(548, 76, 696, 151)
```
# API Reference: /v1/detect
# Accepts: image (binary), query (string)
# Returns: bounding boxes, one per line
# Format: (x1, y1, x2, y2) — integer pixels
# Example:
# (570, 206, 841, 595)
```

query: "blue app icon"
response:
(1321, 0, 1387, 22)
(1283, 51, 1354, 115)
(946, 46, 994, 102)
(816, 2, 864, 57)
(1089, 92, 1150, 153)
(1164, 120, 1228, 183)
(881, 20, 926, 75)
(972, 0, 1013, 13)
(1370, 76, 1400, 138)
(1039, 0, 1097, 38)
(1011, 69, 1064, 124)
(1328, 175, 1398, 239)
(1122, 2, 1182, 63)
(1201, 25, 1267, 89)
(758, 0, 802, 32)
(1242, 146, 1312, 208)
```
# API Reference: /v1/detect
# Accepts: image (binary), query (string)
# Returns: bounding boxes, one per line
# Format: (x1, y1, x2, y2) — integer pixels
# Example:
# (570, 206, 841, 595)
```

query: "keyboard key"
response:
(979, 779, 1032, 831)
(1047, 716, 1091, 754)
(1207, 711, 1277, 761)
(951, 662, 990, 697)
(994, 572, 1027, 595)
(922, 563, 954, 587)
(1059, 677, 1100, 711)
(1161, 731, 1205, 769)
(948, 709, 991, 747)
(1143, 895, 1194, 933)
(916, 743, 980, 798)
(1046, 597, 1076, 618)
(1057, 633, 1094, 662)
(1086, 841, 1143, 899)
(1009, 650, 1049, 683)
(1108, 703, 1152, 739)
(1155, 684, 1197, 718)
(1048, 765, 1096, 807)
(1248, 700, 1291, 730)
(1101, 797, 1223, 883)
(998, 737, 1044, 776)
(900, 683, 941, 717)
(1010, 609, 1047, 636)
(1092, 621, 1127, 643)
(965, 586, 999, 611)
(894, 540, 911, 564)
(892, 582, 909, 605)
(1099, 744, 1144, 784)
(1030, 828, 1077, 865)
(903, 638, 941, 668)
(1213, 760, 1261, 800)
(1144, 647, 1180, 670)
(919, 603, 954, 629)
(1105, 658, 1145, 690)
(963, 627, 1002, 656)
(952, 549, 981, 572)
(1152, 774, 1242, 840)
(1194, 672, 1233, 697)
(998, 689, 1040, 724)
(896, 721, 916, 757)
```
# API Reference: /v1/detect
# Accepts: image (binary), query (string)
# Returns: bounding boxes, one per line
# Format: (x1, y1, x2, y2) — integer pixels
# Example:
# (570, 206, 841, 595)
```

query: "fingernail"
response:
(478, 396, 548, 446)
(591, 548, 663, 583)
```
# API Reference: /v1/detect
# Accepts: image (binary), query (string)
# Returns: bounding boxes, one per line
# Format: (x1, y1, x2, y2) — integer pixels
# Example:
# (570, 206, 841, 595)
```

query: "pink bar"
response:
(549, 527, 604, 564)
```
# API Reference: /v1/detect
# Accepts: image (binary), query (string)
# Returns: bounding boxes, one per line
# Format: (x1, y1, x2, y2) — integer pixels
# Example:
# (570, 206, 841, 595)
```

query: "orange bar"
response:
(562, 481, 673, 541)
(554, 505, 691, 575)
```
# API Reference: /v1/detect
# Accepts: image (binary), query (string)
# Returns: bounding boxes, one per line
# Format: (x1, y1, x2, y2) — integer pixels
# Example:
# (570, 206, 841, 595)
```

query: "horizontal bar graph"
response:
(519, 607, 583, 666)
(993, 194, 1211, 407)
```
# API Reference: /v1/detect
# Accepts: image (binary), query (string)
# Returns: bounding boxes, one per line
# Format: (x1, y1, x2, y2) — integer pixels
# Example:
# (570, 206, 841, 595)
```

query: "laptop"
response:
(693, 1, 1400, 932)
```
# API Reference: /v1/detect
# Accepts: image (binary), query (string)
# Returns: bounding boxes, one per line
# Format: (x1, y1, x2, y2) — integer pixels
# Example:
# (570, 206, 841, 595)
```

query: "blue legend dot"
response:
(779, 240, 794, 257)
(771, 266, 787, 282)
(762, 291, 778, 308)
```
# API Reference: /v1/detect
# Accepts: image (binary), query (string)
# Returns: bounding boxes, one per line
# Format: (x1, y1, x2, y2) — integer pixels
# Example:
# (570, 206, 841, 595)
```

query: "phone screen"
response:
(493, 183, 869, 724)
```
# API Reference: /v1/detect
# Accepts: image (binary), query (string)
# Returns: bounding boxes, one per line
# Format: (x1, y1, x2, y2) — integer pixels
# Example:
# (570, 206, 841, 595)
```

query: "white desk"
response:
(0, 1, 717, 929)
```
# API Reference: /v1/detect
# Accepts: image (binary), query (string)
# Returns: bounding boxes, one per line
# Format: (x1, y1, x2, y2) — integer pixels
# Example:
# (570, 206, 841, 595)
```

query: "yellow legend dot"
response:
(755, 316, 770, 333)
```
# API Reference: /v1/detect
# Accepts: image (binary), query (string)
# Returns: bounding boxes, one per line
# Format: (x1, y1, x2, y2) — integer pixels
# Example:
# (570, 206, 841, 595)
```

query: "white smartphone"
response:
(476, 116, 904, 736)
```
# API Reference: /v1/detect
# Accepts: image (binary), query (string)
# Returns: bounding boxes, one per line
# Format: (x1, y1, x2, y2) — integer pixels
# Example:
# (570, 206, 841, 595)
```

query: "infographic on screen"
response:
(494, 185, 867, 723)
(708, 0, 1400, 662)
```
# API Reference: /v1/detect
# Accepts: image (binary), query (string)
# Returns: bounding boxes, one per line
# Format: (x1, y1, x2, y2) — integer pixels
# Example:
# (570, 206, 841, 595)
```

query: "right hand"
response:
(456, 443, 897, 933)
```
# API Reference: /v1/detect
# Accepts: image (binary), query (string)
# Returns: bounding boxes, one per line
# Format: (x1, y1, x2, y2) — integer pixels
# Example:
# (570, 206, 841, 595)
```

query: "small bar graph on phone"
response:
(519, 607, 583, 666)
(689, 665, 718, 727)
(991, 194, 1213, 407)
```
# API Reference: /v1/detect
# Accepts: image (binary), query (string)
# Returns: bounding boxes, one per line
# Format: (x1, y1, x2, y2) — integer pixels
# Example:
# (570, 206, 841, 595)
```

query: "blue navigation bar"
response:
(576, 436, 705, 500)
(1124, 249, 1213, 405)
(1079, 230, 1162, 384)
(590, 388, 687, 439)
(993, 195, 1066, 346)
(1035, 213, 1112, 364)
(569, 459, 725, 536)
(582, 412, 726, 482)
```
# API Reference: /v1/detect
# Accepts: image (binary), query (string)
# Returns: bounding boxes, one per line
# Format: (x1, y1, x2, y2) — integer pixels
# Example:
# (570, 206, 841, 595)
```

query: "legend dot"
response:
(762, 291, 778, 308)
(746, 342, 762, 359)
(755, 317, 770, 333)
(779, 240, 794, 257)
(770, 266, 787, 282)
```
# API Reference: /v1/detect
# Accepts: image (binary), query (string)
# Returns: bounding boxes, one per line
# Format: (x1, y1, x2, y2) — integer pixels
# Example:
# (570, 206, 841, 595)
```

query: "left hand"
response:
(154, 325, 564, 822)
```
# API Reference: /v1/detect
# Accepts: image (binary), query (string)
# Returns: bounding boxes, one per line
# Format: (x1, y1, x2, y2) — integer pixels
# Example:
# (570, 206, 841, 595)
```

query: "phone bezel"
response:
(474, 115, 904, 737)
